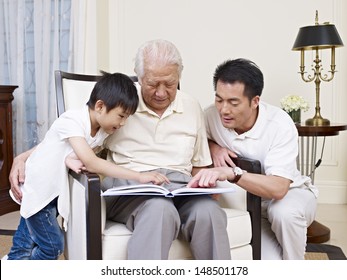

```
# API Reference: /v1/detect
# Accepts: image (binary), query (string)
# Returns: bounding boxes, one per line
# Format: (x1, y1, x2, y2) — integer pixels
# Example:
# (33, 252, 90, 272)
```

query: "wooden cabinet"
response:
(0, 85, 19, 216)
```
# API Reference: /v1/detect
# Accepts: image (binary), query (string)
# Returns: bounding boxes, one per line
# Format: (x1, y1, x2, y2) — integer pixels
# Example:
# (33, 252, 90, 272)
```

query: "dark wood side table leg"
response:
(307, 220, 331, 243)
(299, 135, 330, 243)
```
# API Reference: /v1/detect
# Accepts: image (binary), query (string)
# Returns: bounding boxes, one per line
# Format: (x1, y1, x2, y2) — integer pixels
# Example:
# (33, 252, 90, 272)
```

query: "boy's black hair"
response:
(213, 58, 264, 101)
(87, 71, 138, 115)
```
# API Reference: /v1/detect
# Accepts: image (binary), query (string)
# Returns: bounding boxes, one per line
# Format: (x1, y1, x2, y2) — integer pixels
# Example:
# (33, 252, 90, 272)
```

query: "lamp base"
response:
(305, 117, 330, 126)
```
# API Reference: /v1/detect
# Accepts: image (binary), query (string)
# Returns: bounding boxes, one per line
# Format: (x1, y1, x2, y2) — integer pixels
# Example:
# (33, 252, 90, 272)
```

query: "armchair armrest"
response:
(68, 170, 102, 259)
(246, 192, 261, 259)
(233, 157, 261, 260)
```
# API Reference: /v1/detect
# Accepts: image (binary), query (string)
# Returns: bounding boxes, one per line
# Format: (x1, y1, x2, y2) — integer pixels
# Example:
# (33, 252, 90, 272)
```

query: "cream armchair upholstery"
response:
(54, 70, 261, 260)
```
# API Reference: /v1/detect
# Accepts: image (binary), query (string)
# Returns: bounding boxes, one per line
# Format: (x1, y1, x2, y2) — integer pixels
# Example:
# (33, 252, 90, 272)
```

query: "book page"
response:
(101, 184, 169, 196)
(172, 184, 235, 196)
(101, 182, 235, 197)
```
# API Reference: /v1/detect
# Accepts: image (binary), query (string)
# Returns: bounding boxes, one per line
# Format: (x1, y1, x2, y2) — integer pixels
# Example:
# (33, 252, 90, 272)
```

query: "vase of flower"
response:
(288, 109, 301, 124)
(280, 95, 309, 124)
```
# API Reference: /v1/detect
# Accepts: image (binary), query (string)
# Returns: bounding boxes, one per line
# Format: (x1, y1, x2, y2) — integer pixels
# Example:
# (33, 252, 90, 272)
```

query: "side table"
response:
(295, 123, 347, 243)
(0, 85, 19, 216)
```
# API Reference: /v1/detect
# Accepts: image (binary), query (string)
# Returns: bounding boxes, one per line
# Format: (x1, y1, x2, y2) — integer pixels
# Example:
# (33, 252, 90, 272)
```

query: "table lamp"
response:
(292, 10, 344, 126)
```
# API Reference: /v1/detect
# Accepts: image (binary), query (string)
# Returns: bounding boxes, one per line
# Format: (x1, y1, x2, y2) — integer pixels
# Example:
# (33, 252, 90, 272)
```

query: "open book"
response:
(101, 183, 235, 198)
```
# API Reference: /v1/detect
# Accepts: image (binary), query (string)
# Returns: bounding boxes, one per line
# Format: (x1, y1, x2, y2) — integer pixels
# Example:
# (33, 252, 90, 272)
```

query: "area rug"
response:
(0, 230, 15, 259)
(305, 243, 347, 260)
(1, 231, 346, 260)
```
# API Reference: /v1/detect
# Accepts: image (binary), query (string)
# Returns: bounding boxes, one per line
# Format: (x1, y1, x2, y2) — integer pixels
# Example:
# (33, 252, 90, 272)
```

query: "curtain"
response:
(0, 0, 27, 153)
(34, 0, 70, 143)
(0, 0, 97, 155)
(69, 0, 97, 74)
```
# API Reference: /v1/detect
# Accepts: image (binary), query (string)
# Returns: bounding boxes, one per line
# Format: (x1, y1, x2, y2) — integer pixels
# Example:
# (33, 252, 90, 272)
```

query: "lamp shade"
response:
(292, 24, 344, 50)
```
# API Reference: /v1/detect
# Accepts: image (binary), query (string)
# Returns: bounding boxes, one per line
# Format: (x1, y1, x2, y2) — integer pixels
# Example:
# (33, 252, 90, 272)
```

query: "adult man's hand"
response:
(208, 140, 237, 167)
(9, 147, 35, 202)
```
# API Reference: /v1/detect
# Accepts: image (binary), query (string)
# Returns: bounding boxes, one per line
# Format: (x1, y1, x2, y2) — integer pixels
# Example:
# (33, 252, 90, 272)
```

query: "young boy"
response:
(7, 72, 169, 260)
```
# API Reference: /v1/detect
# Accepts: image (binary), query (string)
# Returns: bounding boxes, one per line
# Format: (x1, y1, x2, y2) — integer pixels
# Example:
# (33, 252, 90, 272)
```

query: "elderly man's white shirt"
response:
(105, 83, 212, 176)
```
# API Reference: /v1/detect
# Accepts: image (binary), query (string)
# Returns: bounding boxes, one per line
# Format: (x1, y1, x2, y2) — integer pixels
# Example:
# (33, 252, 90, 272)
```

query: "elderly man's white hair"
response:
(134, 39, 184, 80)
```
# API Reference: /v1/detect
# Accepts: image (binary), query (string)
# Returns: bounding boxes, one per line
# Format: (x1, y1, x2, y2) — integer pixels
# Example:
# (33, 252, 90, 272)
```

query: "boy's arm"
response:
(65, 152, 86, 174)
(68, 136, 169, 185)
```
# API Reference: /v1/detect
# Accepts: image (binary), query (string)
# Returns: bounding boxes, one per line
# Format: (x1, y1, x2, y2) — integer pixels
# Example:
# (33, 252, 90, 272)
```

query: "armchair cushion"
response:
(101, 201, 252, 260)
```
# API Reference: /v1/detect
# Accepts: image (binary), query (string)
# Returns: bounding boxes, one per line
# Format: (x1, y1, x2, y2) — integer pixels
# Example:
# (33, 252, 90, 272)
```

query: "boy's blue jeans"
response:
(8, 197, 64, 260)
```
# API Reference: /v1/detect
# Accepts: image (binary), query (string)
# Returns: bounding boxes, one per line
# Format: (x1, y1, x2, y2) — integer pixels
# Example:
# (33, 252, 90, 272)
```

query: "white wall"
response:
(94, 0, 347, 204)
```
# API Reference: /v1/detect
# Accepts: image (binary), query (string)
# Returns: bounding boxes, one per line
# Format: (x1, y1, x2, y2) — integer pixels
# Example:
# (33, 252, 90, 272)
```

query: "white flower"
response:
(280, 95, 309, 113)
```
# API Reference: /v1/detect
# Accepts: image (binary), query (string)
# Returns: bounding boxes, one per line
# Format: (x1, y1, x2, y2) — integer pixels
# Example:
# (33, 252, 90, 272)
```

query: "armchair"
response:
(54, 70, 261, 260)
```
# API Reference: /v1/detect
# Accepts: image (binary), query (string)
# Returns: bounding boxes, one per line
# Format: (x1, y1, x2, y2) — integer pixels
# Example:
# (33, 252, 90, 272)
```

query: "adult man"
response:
(9, 39, 231, 260)
(188, 58, 318, 260)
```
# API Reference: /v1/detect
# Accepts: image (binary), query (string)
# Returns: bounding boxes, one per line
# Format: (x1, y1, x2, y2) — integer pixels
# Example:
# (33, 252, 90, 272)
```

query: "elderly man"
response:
(102, 39, 230, 260)
(9, 39, 231, 260)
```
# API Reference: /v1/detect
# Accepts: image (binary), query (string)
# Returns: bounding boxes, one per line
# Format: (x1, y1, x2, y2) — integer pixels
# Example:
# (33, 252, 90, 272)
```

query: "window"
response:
(0, 0, 71, 153)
